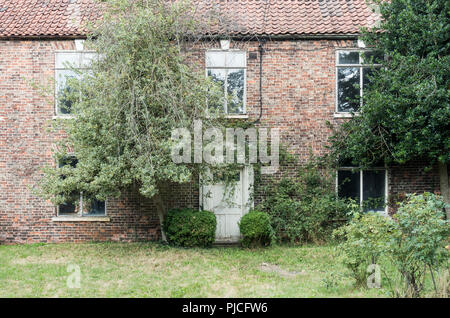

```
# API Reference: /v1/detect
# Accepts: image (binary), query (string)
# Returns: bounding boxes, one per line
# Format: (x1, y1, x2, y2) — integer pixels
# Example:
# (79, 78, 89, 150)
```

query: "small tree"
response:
(38, 0, 231, 241)
(334, 212, 394, 287)
(388, 193, 449, 297)
(328, 0, 450, 215)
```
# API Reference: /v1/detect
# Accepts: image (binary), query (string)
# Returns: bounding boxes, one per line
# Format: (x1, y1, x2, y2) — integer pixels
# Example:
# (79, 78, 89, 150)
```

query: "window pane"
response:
(227, 69, 245, 114)
(338, 51, 360, 64)
(59, 202, 76, 215)
(226, 52, 246, 68)
(56, 69, 79, 114)
(58, 156, 78, 168)
(58, 191, 79, 215)
(80, 52, 97, 68)
(338, 170, 360, 201)
(363, 67, 375, 91)
(207, 69, 226, 111)
(337, 67, 360, 112)
(206, 51, 226, 67)
(57, 156, 80, 215)
(338, 157, 356, 167)
(362, 170, 385, 212)
(362, 51, 383, 64)
(55, 52, 80, 68)
(84, 199, 106, 216)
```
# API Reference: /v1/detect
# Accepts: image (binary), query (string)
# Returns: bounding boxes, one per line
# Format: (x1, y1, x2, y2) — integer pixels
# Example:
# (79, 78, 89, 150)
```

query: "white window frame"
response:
(57, 194, 108, 217)
(335, 49, 382, 114)
(205, 49, 247, 115)
(54, 50, 96, 116)
(55, 156, 107, 217)
(336, 167, 388, 215)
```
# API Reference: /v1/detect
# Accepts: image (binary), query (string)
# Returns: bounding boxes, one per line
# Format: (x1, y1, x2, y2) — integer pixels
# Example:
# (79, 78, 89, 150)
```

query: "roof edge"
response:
(0, 35, 88, 41)
(0, 33, 359, 41)
(227, 33, 360, 40)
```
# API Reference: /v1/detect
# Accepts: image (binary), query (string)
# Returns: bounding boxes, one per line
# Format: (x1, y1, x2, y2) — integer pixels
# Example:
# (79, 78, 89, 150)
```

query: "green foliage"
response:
(333, 212, 394, 287)
(321, 271, 345, 290)
(37, 0, 224, 206)
(239, 210, 274, 248)
(163, 209, 217, 247)
(388, 193, 449, 297)
(329, 0, 450, 167)
(258, 162, 352, 244)
(335, 193, 450, 296)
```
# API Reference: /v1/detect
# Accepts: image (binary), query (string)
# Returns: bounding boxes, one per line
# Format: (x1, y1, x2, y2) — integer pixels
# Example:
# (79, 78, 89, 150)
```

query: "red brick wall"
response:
(0, 38, 442, 243)
(0, 39, 199, 243)
(389, 160, 440, 195)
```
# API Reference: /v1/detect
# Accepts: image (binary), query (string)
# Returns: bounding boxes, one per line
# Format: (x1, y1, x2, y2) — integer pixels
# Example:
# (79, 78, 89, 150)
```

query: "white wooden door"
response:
(201, 166, 253, 243)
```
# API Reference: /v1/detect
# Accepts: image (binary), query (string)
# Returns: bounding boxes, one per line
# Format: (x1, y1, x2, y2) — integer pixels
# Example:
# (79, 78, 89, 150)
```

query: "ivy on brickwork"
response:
(254, 150, 353, 244)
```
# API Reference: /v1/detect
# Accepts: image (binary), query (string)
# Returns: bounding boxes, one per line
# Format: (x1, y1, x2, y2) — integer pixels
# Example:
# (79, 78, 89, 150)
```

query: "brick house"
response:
(0, 0, 447, 244)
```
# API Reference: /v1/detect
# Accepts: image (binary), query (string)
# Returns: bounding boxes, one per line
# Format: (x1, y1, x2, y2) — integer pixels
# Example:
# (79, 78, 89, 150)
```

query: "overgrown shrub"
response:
(163, 209, 217, 247)
(239, 210, 274, 248)
(335, 193, 450, 297)
(388, 193, 449, 297)
(333, 212, 394, 287)
(258, 163, 351, 243)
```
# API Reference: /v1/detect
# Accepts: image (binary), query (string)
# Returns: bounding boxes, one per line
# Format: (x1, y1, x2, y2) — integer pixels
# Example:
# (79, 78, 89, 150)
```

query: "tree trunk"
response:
(438, 162, 450, 220)
(153, 193, 167, 242)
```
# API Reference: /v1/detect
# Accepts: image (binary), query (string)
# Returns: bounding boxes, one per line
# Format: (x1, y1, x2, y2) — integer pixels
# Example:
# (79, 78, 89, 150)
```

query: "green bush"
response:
(333, 212, 394, 287)
(258, 164, 350, 243)
(388, 193, 449, 297)
(163, 209, 217, 247)
(239, 210, 274, 248)
(335, 193, 450, 297)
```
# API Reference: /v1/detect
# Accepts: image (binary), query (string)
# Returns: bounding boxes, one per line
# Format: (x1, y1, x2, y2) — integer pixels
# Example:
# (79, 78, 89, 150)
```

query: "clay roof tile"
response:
(0, 0, 379, 38)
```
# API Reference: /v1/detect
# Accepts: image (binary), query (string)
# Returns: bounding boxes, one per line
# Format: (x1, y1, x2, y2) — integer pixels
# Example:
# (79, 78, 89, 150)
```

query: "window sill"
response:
(52, 216, 110, 222)
(52, 115, 75, 120)
(333, 112, 359, 118)
(226, 114, 248, 119)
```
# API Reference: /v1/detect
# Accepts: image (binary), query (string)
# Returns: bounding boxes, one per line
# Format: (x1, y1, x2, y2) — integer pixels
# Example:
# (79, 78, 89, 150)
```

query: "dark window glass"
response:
(362, 170, 385, 212)
(57, 156, 106, 216)
(58, 84, 74, 114)
(58, 156, 79, 215)
(338, 170, 360, 201)
(58, 156, 78, 169)
(337, 67, 360, 112)
(84, 199, 106, 216)
(363, 67, 375, 91)
(227, 69, 244, 114)
(58, 191, 79, 215)
(339, 157, 357, 167)
(362, 51, 384, 64)
(59, 202, 76, 215)
(338, 51, 360, 64)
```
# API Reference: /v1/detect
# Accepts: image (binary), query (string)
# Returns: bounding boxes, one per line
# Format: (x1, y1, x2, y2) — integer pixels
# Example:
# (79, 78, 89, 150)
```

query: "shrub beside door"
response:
(163, 209, 217, 247)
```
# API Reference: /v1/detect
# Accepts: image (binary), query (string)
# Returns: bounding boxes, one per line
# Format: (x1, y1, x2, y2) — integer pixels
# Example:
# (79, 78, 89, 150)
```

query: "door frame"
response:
(199, 165, 254, 241)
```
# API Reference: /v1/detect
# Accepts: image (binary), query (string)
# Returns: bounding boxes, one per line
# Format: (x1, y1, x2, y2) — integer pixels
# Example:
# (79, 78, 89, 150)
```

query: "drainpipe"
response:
(252, 39, 266, 124)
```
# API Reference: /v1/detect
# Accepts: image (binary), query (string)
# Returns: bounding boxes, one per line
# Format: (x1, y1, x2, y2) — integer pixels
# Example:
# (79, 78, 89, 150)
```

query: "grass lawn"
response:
(0, 242, 392, 297)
